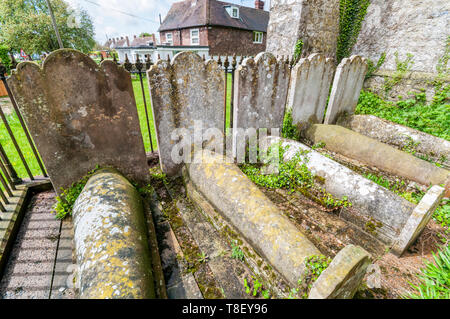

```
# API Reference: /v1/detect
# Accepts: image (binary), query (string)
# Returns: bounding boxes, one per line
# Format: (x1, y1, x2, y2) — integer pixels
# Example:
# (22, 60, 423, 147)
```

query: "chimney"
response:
(255, 0, 264, 10)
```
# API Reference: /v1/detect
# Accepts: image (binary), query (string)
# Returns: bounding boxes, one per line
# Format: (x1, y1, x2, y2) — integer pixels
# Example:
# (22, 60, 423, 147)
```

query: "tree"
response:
(139, 32, 153, 38)
(0, 0, 95, 55)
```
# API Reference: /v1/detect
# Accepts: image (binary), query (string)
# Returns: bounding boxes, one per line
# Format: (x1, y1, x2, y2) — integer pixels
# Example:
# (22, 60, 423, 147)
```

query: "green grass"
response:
(0, 111, 43, 179)
(131, 75, 158, 153)
(355, 88, 450, 141)
(407, 245, 450, 299)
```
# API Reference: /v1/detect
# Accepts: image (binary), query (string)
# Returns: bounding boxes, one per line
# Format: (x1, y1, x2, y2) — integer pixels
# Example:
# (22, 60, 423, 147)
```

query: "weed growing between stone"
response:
(240, 144, 351, 211)
(54, 166, 100, 220)
(363, 171, 449, 231)
(356, 88, 450, 141)
(231, 240, 245, 261)
(292, 39, 304, 66)
(365, 52, 386, 80)
(287, 255, 332, 299)
(243, 276, 271, 299)
(282, 109, 301, 141)
(407, 245, 450, 299)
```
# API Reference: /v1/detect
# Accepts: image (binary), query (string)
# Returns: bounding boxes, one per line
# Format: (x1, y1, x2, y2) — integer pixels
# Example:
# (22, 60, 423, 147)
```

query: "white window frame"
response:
(190, 29, 200, 45)
(166, 33, 173, 45)
(253, 31, 263, 44)
(231, 7, 239, 18)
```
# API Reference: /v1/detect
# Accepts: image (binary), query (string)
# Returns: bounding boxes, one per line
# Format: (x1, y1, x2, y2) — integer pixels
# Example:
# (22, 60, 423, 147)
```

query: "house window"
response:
(166, 33, 173, 45)
(253, 31, 263, 44)
(231, 7, 239, 18)
(190, 29, 200, 45)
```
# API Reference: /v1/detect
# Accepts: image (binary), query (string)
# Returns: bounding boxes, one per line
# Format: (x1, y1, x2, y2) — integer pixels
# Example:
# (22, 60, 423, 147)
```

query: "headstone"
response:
(7, 49, 149, 194)
(324, 55, 368, 124)
(148, 52, 224, 176)
(232, 52, 289, 135)
(287, 53, 335, 131)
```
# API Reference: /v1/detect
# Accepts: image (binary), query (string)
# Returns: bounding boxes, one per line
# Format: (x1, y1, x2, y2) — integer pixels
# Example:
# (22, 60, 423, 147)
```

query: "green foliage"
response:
(336, 0, 370, 63)
(231, 240, 245, 261)
(282, 109, 300, 141)
(384, 52, 415, 93)
(298, 255, 332, 298)
(365, 173, 406, 194)
(407, 245, 450, 299)
(355, 90, 450, 141)
(365, 52, 386, 80)
(54, 166, 99, 220)
(240, 144, 351, 210)
(0, 0, 95, 54)
(243, 276, 271, 299)
(436, 36, 450, 77)
(197, 252, 208, 263)
(0, 44, 11, 74)
(292, 39, 304, 65)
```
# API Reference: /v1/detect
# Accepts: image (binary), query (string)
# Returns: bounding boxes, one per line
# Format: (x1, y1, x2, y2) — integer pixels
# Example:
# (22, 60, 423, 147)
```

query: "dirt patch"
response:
(257, 184, 447, 299)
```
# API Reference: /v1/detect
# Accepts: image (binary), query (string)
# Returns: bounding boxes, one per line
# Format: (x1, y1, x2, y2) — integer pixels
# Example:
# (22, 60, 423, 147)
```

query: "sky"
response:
(65, 0, 270, 44)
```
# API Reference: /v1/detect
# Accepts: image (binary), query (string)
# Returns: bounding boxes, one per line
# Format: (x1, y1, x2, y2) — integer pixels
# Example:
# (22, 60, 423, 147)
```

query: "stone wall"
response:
(353, 0, 449, 73)
(266, 0, 340, 60)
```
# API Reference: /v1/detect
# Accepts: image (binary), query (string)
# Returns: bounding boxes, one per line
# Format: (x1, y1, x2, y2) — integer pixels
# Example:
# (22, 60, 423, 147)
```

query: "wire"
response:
(80, 0, 160, 24)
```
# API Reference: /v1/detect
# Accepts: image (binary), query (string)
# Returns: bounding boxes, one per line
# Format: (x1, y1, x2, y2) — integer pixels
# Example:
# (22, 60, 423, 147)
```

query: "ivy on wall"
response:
(336, 0, 370, 63)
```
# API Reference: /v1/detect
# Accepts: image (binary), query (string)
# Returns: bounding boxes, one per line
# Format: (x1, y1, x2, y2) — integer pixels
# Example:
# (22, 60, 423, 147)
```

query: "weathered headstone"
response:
(7, 49, 149, 194)
(287, 53, 335, 131)
(324, 55, 368, 124)
(232, 52, 290, 158)
(148, 52, 224, 176)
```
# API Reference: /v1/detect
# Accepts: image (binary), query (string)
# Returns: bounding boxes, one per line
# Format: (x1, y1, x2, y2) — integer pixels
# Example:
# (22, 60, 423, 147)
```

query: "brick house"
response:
(158, 0, 269, 58)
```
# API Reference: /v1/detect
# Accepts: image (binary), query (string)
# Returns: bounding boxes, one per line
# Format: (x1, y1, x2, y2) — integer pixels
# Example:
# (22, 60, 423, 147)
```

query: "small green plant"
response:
(401, 136, 421, 156)
(282, 109, 300, 141)
(243, 278, 251, 295)
(54, 166, 100, 220)
(296, 254, 332, 299)
(407, 245, 450, 299)
(243, 276, 271, 299)
(366, 52, 386, 80)
(292, 39, 304, 65)
(384, 52, 414, 93)
(312, 142, 326, 150)
(197, 252, 208, 264)
(231, 241, 245, 261)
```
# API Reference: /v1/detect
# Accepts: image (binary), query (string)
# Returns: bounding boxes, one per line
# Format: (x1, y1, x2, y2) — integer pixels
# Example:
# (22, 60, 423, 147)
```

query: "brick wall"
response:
(208, 27, 266, 56)
(160, 28, 209, 46)
(160, 26, 266, 56)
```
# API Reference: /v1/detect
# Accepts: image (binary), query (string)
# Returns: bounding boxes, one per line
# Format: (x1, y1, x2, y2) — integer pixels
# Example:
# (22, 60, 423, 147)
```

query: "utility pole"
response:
(46, 0, 64, 49)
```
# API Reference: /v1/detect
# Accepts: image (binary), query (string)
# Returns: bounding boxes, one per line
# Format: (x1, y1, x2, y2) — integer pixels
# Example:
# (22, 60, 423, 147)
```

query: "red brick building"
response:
(158, 0, 269, 57)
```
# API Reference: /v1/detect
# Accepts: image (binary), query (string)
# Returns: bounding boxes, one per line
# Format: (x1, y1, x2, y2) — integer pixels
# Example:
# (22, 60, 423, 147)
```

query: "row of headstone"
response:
(149, 51, 367, 176)
(7, 49, 367, 190)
